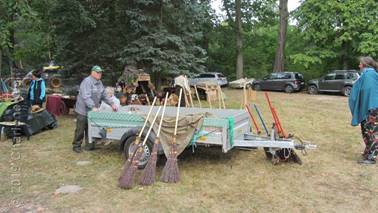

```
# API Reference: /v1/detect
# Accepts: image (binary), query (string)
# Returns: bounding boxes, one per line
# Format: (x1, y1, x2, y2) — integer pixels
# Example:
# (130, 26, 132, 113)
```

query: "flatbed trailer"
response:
(88, 105, 316, 166)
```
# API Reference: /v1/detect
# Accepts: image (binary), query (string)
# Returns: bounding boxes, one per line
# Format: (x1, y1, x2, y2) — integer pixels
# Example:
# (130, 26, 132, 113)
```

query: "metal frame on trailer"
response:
(87, 105, 316, 161)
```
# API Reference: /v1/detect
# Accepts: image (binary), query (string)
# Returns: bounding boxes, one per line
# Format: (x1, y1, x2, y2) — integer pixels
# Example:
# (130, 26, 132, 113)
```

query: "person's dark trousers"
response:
(360, 109, 378, 161)
(72, 113, 89, 148)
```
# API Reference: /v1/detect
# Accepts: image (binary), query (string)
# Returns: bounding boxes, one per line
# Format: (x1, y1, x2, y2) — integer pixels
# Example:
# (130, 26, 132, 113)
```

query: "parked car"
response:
(189, 72, 228, 87)
(252, 72, 305, 93)
(307, 70, 359, 97)
(228, 78, 255, 89)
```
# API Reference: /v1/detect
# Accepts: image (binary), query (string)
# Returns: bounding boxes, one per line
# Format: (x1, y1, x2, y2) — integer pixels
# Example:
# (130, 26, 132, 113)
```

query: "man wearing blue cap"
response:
(72, 65, 118, 153)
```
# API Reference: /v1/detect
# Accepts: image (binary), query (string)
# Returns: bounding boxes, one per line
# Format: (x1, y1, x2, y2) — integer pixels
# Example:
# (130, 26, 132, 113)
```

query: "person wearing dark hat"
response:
(27, 69, 46, 107)
(72, 65, 118, 153)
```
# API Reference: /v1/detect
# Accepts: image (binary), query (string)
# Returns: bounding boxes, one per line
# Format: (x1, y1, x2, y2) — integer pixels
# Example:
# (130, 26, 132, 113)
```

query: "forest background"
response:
(1, 0, 377, 87)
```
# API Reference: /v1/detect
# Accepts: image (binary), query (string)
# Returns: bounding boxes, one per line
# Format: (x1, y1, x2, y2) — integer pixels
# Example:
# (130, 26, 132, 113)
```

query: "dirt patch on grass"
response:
(1, 90, 377, 212)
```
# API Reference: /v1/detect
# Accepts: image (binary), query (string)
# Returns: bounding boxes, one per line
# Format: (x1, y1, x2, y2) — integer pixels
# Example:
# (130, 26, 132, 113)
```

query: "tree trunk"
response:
(273, 0, 288, 72)
(154, 71, 161, 90)
(235, 0, 243, 79)
(9, 14, 16, 76)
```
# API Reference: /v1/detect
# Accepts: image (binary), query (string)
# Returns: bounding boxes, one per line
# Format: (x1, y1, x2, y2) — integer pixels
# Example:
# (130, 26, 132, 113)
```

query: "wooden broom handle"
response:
(142, 106, 162, 146)
(174, 89, 182, 136)
(194, 85, 202, 108)
(138, 97, 157, 137)
(157, 92, 169, 137)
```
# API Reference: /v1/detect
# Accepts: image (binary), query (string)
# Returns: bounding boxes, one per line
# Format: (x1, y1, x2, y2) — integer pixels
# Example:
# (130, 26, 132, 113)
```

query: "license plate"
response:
(199, 136, 207, 141)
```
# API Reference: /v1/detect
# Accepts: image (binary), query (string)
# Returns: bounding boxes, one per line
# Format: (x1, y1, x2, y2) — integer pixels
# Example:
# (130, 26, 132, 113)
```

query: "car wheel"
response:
(253, 84, 261, 91)
(123, 135, 154, 169)
(308, 85, 318, 95)
(342, 86, 352, 97)
(284, 85, 294, 93)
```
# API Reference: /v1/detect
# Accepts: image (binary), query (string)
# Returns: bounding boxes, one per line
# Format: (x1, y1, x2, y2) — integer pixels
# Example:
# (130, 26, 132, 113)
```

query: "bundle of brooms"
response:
(160, 88, 182, 183)
(118, 97, 159, 189)
(139, 92, 169, 185)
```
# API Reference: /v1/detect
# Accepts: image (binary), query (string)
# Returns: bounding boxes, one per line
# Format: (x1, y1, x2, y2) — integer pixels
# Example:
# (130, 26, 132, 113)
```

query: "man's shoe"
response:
(357, 159, 376, 165)
(73, 147, 82, 153)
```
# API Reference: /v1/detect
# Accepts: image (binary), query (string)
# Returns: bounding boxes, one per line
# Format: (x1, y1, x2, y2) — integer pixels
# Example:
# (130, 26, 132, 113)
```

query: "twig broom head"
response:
(140, 93, 169, 186)
(139, 137, 160, 185)
(160, 89, 182, 183)
(119, 106, 162, 189)
(119, 145, 144, 189)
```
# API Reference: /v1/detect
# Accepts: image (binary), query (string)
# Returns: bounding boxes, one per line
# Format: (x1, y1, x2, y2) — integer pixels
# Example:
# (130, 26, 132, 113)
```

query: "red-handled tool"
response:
(245, 104, 261, 134)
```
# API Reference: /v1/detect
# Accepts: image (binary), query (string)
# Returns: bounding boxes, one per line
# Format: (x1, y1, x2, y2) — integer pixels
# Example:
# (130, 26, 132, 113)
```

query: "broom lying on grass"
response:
(160, 88, 182, 183)
(118, 97, 157, 187)
(119, 106, 162, 189)
(139, 92, 169, 186)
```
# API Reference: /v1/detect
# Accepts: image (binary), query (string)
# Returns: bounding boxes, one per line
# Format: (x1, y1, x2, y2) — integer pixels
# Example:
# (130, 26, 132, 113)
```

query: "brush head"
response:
(139, 141, 159, 186)
(119, 146, 144, 189)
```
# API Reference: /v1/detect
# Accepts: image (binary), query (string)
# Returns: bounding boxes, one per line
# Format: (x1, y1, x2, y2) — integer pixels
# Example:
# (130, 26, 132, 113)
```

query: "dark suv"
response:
(252, 72, 305, 93)
(307, 70, 360, 96)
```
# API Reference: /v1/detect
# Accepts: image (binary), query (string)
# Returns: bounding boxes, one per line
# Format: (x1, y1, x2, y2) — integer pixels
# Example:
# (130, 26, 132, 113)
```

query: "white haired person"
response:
(100, 87, 121, 110)
(349, 57, 378, 164)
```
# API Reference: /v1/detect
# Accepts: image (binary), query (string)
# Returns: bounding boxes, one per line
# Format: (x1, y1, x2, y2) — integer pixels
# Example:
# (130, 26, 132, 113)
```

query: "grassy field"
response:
(1, 89, 377, 212)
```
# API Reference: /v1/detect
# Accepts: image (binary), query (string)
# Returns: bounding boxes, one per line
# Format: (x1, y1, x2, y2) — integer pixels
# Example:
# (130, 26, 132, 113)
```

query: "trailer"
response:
(87, 105, 316, 167)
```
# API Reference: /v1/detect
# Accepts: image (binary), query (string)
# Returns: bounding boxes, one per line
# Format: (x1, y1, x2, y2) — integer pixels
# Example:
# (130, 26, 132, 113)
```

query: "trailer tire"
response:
(264, 147, 273, 159)
(121, 130, 155, 169)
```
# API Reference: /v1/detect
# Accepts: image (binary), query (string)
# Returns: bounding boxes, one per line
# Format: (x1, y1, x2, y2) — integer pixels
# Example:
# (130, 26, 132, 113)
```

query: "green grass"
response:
(1, 89, 377, 212)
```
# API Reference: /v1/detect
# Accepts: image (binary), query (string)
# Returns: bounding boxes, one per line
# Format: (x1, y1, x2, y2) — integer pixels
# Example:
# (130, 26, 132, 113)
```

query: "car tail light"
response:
(294, 80, 300, 84)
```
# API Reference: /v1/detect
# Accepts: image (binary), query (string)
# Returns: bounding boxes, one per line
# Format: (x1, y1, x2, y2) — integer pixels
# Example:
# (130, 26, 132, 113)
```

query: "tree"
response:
(293, 0, 378, 70)
(50, 0, 125, 80)
(235, 0, 243, 79)
(0, 0, 36, 75)
(210, 0, 277, 79)
(120, 0, 209, 88)
(273, 0, 288, 72)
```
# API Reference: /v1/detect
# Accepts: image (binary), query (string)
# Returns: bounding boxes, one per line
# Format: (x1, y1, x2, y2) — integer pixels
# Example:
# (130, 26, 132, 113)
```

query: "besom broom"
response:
(120, 97, 157, 172)
(119, 106, 162, 189)
(118, 97, 157, 188)
(139, 92, 169, 185)
(160, 88, 182, 183)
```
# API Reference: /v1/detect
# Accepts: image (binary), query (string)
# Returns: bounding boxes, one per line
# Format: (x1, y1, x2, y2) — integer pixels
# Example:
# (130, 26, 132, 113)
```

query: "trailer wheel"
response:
(122, 133, 154, 169)
(264, 147, 273, 159)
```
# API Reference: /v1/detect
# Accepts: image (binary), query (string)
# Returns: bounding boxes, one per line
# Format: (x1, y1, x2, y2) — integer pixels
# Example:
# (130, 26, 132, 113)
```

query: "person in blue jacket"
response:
(27, 69, 46, 107)
(349, 56, 378, 164)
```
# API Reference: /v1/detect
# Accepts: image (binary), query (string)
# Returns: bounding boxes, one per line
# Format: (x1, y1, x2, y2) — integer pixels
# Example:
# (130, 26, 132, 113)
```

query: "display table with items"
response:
(46, 94, 76, 116)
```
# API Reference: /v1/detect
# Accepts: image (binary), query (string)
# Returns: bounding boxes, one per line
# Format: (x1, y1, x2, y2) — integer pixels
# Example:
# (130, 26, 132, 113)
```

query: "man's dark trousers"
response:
(72, 113, 89, 148)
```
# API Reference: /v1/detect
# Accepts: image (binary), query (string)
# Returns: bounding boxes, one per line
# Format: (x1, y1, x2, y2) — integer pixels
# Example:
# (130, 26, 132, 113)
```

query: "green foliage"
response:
(50, 0, 124, 77)
(1, 0, 377, 84)
(208, 0, 278, 80)
(0, 0, 39, 72)
(293, 0, 378, 71)
(120, 0, 209, 76)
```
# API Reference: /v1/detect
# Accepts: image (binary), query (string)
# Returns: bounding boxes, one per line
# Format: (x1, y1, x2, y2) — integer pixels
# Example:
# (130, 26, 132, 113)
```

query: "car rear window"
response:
(217, 73, 225, 78)
(346, 72, 359, 80)
(295, 73, 303, 80)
